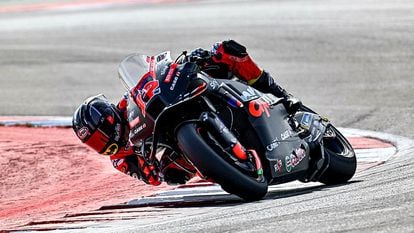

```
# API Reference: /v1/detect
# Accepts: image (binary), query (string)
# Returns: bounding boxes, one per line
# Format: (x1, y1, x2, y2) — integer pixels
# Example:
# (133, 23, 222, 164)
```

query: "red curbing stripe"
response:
(0, 0, 185, 14)
(0, 117, 395, 151)
(347, 136, 394, 149)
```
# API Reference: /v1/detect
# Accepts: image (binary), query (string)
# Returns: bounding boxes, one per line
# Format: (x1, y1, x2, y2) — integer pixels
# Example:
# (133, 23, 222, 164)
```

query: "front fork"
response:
(199, 112, 264, 179)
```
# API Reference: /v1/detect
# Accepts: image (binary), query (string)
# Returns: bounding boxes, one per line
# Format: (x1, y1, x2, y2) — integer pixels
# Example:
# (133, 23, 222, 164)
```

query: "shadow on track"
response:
(264, 180, 362, 201)
(101, 181, 361, 210)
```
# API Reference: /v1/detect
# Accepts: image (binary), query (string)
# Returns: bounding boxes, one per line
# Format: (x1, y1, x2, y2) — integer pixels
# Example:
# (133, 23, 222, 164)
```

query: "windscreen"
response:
(118, 51, 172, 91)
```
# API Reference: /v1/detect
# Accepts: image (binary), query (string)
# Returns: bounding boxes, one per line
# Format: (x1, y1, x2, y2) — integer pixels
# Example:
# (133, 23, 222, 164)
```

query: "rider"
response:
(72, 40, 301, 186)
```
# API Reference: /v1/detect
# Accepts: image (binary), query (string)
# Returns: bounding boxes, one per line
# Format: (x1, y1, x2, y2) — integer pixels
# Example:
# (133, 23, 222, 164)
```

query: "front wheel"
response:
(318, 125, 357, 185)
(176, 123, 268, 201)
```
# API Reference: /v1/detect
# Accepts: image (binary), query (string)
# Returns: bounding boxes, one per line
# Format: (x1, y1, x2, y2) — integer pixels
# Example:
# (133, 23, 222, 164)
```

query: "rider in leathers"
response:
(72, 40, 301, 186)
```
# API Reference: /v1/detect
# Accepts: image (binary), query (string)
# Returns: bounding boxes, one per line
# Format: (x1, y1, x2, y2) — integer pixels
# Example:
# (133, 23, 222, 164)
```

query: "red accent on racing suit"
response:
(108, 97, 161, 186)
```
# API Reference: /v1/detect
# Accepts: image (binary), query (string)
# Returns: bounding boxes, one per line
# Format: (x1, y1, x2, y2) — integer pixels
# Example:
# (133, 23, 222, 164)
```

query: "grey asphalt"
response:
(81, 142, 414, 233)
(1, 0, 413, 232)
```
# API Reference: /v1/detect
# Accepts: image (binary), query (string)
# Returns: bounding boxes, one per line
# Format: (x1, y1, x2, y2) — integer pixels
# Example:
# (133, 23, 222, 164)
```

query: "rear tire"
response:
(318, 126, 357, 185)
(176, 123, 268, 201)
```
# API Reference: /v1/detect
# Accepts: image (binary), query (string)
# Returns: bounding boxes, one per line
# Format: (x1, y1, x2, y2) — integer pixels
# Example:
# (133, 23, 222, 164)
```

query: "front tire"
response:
(318, 126, 357, 185)
(176, 123, 268, 201)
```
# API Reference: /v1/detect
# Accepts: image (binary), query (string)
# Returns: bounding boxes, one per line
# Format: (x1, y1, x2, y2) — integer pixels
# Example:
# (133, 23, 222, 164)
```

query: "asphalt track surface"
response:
(0, 0, 413, 232)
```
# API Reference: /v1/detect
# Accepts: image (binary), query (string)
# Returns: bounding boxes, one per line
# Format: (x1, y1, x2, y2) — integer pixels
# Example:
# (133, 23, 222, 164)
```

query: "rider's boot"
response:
(251, 71, 302, 115)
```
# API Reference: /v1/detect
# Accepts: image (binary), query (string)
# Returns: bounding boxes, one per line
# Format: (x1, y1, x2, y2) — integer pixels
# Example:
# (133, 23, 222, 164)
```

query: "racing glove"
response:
(211, 40, 263, 82)
(111, 154, 161, 186)
(136, 154, 161, 185)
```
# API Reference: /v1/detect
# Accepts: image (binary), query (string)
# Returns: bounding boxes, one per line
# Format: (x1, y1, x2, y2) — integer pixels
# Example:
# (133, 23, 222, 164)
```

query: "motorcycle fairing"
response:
(126, 58, 203, 143)
(247, 100, 310, 181)
(293, 111, 332, 181)
(127, 96, 155, 145)
(219, 80, 310, 181)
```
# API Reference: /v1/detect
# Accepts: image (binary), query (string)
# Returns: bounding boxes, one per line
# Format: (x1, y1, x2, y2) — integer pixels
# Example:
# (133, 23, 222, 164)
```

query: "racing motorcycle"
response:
(118, 51, 357, 201)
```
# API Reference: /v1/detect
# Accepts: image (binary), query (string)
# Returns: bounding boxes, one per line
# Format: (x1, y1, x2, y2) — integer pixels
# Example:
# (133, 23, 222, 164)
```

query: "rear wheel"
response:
(176, 123, 268, 201)
(318, 125, 357, 184)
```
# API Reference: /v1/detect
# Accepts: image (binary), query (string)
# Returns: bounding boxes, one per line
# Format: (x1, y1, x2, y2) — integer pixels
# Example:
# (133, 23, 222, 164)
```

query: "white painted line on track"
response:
(340, 127, 413, 152)
(0, 116, 72, 127)
(355, 147, 396, 162)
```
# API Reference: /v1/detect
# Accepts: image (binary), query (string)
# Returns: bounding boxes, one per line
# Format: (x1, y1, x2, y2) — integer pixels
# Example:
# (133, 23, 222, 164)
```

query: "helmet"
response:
(72, 94, 125, 156)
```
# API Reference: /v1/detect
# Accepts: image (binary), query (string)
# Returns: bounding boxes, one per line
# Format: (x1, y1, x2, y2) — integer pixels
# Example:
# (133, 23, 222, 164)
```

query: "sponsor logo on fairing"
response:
(261, 93, 280, 105)
(248, 99, 270, 118)
(285, 147, 306, 172)
(266, 138, 280, 151)
(281, 130, 291, 140)
(241, 87, 260, 101)
(170, 75, 179, 90)
(164, 63, 177, 83)
(133, 123, 147, 135)
(273, 159, 283, 173)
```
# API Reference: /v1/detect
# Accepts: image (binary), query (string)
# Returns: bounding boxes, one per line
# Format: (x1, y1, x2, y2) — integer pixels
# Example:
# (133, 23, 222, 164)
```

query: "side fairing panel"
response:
(247, 103, 308, 179)
(220, 80, 310, 180)
(127, 97, 154, 145)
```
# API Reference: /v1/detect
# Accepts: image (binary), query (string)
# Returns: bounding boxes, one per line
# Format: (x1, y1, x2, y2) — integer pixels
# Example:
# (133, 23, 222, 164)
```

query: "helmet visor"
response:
(85, 128, 110, 153)
(84, 101, 123, 156)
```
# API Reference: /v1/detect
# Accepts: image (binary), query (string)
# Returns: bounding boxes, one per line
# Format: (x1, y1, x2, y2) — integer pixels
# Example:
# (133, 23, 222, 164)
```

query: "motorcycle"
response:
(117, 51, 357, 201)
